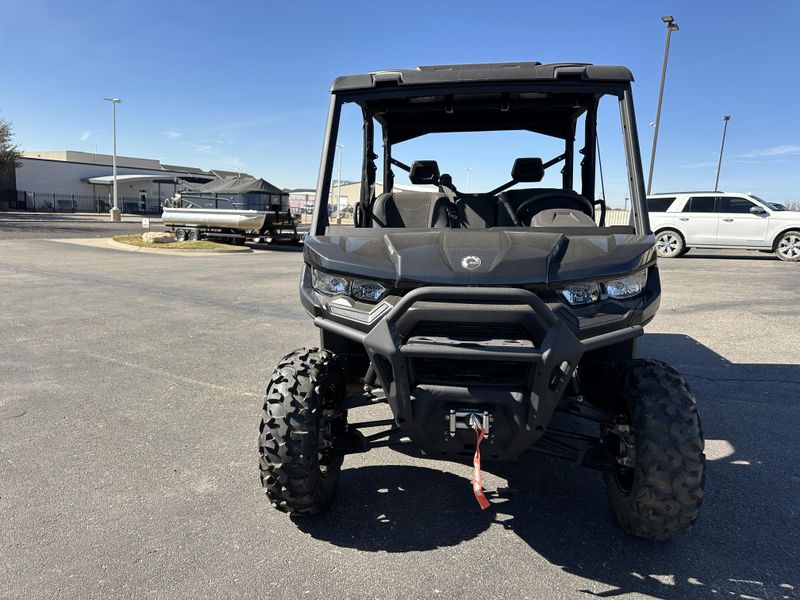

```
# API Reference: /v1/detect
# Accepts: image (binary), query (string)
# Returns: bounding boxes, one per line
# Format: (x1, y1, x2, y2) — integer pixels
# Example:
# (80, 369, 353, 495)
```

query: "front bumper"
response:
(314, 286, 642, 459)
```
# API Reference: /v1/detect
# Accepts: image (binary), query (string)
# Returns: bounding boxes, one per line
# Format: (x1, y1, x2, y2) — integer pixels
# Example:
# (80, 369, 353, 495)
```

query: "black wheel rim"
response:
(614, 463, 635, 496)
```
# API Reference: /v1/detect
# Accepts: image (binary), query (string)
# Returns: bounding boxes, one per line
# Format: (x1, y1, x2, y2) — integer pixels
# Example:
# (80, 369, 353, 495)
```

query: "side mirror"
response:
(750, 205, 767, 215)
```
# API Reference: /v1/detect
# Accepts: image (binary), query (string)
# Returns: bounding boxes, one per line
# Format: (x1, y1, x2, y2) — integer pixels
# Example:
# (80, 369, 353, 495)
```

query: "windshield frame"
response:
(311, 81, 648, 236)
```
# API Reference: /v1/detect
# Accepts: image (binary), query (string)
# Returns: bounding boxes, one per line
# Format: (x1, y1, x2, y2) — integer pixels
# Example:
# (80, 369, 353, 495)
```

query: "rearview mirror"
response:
(750, 205, 767, 215)
(409, 160, 440, 185)
(511, 158, 545, 182)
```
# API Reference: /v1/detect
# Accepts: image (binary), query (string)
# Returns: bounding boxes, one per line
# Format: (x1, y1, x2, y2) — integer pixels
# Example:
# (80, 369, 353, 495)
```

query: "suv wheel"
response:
(259, 348, 347, 516)
(603, 359, 705, 540)
(775, 230, 800, 262)
(655, 230, 686, 258)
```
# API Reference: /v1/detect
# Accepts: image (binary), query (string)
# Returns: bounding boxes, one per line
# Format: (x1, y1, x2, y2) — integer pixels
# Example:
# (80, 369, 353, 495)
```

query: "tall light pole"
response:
(714, 115, 731, 192)
(465, 167, 472, 193)
(103, 97, 122, 221)
(646, 16, 679, 196)
(336, 144, 345, 220)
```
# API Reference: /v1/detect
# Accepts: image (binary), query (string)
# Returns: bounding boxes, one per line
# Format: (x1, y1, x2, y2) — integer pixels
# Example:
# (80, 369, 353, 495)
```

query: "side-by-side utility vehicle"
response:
(258, 62, 705, 540)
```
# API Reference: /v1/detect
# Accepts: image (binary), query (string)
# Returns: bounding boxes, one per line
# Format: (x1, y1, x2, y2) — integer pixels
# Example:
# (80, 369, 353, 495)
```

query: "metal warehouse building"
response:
(2, 150, 248, 213)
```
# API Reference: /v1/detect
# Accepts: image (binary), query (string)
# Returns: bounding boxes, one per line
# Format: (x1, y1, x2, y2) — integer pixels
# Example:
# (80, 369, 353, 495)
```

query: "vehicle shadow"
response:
(294, 333, 800, 599)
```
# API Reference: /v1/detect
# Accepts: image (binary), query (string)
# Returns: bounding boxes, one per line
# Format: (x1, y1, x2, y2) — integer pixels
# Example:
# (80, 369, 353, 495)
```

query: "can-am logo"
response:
(460, 255, 482, 270)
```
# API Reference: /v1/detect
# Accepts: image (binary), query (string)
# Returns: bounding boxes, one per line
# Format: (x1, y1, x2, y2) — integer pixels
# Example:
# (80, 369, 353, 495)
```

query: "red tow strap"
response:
(471, 425, 491, 510)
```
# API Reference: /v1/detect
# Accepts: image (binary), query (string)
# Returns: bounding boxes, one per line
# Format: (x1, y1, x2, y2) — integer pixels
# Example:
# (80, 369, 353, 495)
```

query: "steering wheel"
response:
(513, 191, 595, 226)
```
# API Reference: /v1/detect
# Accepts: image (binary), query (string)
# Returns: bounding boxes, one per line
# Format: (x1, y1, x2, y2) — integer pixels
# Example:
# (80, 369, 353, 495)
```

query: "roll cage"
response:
(311, 66, 650, 237)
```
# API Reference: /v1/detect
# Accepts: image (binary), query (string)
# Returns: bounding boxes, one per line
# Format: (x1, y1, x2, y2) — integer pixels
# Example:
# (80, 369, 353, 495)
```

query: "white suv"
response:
(647, 192, 800, 262)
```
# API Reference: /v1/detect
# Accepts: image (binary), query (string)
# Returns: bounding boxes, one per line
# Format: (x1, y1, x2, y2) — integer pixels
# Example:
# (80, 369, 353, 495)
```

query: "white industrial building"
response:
(4, 150, 248, 213)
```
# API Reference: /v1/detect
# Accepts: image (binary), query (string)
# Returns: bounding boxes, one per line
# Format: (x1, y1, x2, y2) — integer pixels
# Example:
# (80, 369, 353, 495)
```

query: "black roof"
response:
(185, 176, 287, 195)
(332, 62, 633, 92)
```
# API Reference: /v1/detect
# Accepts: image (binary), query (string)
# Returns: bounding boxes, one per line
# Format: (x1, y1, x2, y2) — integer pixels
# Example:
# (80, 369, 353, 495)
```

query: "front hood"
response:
(304, 229, 656, 286)
(770, 211, 800, 221)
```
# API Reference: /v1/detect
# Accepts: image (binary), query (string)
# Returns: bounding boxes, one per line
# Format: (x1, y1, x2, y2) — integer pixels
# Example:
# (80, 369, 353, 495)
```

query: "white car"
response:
(647, 192, 800, 262)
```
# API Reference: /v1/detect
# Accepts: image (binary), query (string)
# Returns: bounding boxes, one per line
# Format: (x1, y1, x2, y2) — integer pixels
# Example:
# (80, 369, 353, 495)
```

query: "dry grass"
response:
(113, 235, 246, 251)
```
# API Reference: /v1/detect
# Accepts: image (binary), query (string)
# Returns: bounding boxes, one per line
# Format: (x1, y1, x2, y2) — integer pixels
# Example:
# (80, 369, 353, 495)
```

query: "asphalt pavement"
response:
(0, 222, 798, 600)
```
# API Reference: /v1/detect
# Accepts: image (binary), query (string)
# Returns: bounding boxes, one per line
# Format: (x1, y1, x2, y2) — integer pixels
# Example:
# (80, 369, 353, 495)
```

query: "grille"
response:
(413, 357, 528, 386)
(410, 322, 531, 344)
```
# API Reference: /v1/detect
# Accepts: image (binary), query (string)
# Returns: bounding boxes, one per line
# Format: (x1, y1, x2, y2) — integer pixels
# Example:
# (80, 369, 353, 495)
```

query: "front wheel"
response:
(775, 230, 800, 262)
(603, 359, 705, 540)
(654, 230, 686, 258)
(259, 348, 347, 516)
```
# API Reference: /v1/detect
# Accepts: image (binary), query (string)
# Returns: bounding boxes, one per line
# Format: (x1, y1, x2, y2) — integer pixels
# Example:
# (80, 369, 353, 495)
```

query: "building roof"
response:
(210, 169, 256, 179)
(86, 173, 215, 185)
(160, 163, 208, 175)
(331, 62, 634, 92)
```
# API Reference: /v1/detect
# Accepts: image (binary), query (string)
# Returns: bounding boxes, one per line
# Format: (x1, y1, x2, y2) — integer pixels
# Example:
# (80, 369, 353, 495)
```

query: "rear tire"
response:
(187, 229, 199, 242)
(655, 230, 686, 258)
(259, 348, 347, 516)
(775, 230, 800, 262)
(603, 359, 705, 540)
(175, 229, 186, 242)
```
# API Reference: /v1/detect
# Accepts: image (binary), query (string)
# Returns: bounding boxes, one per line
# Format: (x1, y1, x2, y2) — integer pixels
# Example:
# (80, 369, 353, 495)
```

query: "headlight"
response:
(351, 278, 387, 302)
(605, 270, 647, 299)
(312, 268, 349, 296)
(560, 270, 647, 306)
(561, 282, 602, 306)
(311, 267, 387, 303)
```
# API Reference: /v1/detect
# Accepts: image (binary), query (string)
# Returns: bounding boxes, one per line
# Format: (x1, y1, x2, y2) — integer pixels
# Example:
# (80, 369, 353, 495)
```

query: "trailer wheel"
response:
(175, 229, 187, 242)
(187, 229, 199, 242)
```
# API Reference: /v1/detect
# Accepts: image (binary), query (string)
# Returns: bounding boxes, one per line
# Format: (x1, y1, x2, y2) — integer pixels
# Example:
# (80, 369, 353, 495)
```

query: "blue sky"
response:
(1, 1, 798, 206)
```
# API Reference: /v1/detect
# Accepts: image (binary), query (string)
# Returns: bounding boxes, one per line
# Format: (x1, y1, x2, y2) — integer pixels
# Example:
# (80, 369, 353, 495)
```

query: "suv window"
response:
(718, 197, 756, 214)
(647, 197, 676, 212)
(683, 197, 716, 213)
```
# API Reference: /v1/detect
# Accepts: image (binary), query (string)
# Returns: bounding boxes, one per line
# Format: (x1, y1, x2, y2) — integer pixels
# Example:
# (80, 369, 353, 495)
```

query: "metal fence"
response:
(600, 209, 632, 226)
(2, 190, 633, 224)
(5, 190, 167, 215)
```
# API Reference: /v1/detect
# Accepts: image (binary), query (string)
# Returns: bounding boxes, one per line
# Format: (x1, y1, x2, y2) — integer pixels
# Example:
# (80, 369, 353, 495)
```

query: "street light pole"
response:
(646, 16, 679, 196)
(714, 115, 731, 192)
(465, 167, 472, 193)
(103, 97, 122, 221)
(336, 144, 345, 220)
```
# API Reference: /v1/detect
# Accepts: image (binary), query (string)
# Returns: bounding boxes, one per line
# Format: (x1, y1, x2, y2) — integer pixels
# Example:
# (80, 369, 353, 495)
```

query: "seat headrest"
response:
(409, 160, 440, 185)
(511, 158, 545, 182)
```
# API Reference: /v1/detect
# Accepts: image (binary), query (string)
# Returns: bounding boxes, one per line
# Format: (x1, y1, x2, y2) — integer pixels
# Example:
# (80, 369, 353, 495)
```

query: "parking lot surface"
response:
(1, 225, 798, 600)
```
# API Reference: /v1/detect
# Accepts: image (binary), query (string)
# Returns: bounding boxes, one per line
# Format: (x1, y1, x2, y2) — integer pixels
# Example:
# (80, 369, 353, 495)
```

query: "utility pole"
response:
(103, 97, 122, 221)
(465, 167, 472, 193)
(714, 115, 731, 192)
(646, 16, 679, 196)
